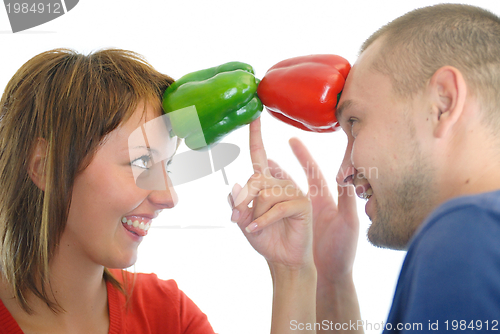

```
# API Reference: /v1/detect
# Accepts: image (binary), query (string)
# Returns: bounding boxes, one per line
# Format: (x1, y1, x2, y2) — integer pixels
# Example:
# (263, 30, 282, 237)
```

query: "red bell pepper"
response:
(257, 54, 351, 132)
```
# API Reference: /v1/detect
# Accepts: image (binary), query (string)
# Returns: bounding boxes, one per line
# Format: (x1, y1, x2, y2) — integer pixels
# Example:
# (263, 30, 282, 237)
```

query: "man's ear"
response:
(28, 138, 48, 191)
(428, 66, 467, 138)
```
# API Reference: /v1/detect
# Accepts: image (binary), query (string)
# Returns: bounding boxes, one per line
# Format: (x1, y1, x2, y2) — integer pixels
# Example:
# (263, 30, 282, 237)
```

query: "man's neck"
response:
(437, 130, 500, 203)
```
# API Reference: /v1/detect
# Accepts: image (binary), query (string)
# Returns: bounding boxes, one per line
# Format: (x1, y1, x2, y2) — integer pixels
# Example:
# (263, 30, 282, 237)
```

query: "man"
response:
(291, 3, 500, 333)
(231, 3, 500, 332)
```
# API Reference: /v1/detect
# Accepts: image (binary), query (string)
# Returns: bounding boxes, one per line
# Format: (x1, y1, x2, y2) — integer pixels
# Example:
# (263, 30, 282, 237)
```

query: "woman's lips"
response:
(121, 216, 152, 237)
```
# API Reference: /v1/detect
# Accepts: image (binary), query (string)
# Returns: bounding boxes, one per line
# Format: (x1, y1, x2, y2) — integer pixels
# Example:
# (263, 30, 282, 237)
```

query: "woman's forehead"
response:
(129, 101, 164, 125)
(104, 102, 175, 153)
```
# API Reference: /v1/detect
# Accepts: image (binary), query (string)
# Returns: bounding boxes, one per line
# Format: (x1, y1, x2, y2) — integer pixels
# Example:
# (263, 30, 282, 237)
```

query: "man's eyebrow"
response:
(335, 99, 353, 122)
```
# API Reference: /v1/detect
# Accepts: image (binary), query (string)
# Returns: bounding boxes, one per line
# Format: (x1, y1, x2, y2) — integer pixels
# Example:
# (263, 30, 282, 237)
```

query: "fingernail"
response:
(231, 209, 240, 223)
(231, 183, 242, 205)
(227, 193, 234, 209)
(234, 185, 248, 207)
(245, 222, 258, 233)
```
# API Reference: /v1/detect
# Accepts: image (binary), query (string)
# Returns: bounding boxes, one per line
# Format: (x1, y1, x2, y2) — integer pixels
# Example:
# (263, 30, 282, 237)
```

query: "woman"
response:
(0, 48, 316, 333)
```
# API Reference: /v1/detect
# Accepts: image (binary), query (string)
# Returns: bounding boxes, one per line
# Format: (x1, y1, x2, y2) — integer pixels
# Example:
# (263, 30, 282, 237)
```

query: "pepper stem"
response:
(220, 168, 228, 185)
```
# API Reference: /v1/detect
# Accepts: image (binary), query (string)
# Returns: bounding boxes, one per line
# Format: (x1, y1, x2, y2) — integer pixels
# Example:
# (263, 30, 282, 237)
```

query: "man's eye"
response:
(347, 117, 358, 137)
(347, 117, 357, 125)
(131, 155, 153, 169)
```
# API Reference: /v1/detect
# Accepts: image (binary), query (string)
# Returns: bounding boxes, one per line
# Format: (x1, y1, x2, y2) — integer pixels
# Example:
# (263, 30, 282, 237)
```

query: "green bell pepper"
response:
(162, 61, 263, 150)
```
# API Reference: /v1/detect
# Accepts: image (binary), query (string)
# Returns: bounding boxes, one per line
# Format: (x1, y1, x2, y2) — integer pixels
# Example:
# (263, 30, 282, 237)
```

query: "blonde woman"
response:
(0, 49, 316, 333)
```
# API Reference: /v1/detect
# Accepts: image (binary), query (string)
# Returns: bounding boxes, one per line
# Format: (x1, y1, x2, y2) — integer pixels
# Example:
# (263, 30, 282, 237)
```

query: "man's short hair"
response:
(361, 4, 500, 129)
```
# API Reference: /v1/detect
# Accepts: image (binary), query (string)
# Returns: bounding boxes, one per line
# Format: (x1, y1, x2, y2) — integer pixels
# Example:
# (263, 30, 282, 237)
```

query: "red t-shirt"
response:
(0, 270, 215, 333)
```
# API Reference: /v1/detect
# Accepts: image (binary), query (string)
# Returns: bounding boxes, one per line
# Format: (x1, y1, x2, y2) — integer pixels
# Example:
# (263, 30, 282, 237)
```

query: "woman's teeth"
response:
(121, 217, 151, 231)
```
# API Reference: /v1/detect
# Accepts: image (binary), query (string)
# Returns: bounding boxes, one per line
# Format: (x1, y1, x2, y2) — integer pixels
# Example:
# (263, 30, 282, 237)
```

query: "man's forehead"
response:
(357, 36, 385, 65)
(335, 39, 389, 123)
(348, 38, 384, 82)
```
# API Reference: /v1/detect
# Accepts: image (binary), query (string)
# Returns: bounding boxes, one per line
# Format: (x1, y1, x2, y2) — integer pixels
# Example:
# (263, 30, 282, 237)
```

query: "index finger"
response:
(288, 137, 328, 194)
(249, 117, 270, 175)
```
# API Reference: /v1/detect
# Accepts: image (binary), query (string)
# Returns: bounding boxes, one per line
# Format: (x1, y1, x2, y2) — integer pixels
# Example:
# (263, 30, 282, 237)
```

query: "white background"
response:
(1, 1, 498, 333)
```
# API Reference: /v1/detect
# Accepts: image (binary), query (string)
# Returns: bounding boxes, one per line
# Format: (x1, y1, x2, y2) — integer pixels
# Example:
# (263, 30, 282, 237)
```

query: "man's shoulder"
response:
(401, 188, 500, 301)
(385, 190, 500, 330)
(410, 189, 500, 254)
(431, 189, 500, 220)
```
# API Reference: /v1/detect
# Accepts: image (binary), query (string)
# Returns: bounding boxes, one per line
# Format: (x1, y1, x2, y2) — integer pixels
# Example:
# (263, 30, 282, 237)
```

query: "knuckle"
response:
(248, 173, 259, 183)
(257, 188, 275, 204)
(259, 189, 271, 200)
(284, 184, 300, 198)
(273, 202, 287, 213)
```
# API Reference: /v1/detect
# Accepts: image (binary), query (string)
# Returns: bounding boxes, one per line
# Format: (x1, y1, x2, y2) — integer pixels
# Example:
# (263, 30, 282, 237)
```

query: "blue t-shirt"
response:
(383, 190, 500, 333)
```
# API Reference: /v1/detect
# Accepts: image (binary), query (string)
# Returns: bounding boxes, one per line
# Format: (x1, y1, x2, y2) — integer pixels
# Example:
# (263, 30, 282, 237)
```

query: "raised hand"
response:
(288, 138, 359, 283)
(228, 117, 317, 333)
(229, 118, 314, 269)
(287, 138, 362, 333)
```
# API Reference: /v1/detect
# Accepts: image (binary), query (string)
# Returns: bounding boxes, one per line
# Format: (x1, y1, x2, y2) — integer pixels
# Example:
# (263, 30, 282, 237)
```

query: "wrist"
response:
(269, 260, 317, 333)
(317, 271, 358, 310)
(317, 270, 354, 291)
(316, 270, 362, 332)
(268, 259, 317, 283)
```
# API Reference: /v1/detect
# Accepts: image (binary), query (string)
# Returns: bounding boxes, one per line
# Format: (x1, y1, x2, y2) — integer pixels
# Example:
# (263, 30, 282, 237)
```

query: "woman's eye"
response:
(131, 155, 153, 169)
(165, 159, 173, 174)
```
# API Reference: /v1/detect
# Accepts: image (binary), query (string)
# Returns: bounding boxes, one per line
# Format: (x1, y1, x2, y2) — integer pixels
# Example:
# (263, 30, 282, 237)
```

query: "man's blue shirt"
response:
(384, 190, 500, 333)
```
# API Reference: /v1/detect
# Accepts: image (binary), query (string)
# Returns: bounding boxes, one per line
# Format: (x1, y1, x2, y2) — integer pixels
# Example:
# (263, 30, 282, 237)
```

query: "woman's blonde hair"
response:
(0, 48, 173, 313)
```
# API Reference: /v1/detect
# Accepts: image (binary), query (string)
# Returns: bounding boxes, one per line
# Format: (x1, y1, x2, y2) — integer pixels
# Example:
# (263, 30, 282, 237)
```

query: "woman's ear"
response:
(28, 138, 48, 191)
(428, 66, 467, 138)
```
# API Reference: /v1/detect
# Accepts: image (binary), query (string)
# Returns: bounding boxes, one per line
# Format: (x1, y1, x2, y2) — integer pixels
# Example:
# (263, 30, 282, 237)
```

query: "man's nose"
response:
(336, 143, 356, 186)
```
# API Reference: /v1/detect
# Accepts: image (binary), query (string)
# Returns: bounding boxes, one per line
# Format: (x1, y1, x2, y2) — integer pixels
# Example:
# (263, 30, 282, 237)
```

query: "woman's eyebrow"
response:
(128, 145, 178, 164)
(128, 146, 160, 155)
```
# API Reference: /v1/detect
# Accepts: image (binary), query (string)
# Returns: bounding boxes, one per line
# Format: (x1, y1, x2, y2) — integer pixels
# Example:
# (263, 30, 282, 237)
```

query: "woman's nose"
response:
(148, 183, 178, 209)
(146, 160, 178, 209)
(148, 187, 178, 208)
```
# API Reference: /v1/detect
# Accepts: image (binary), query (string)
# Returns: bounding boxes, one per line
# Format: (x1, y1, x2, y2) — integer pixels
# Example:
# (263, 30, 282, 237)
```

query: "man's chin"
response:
(367, 219, 411, 251)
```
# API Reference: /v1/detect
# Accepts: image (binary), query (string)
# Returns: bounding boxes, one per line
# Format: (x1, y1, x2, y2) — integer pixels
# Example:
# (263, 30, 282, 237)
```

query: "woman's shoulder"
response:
(108, 269, 184, 312)
(107, 269, 215, 334)
(115, 269, 180, 299)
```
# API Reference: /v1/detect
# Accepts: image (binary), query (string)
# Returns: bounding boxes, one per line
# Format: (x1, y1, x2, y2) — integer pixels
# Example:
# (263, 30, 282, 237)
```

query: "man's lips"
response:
(355, 183, 373, 200)
(121, 215, 152, 237)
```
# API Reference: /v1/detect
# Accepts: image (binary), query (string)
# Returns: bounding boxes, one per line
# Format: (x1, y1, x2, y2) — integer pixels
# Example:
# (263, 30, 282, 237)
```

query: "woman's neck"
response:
(0, 248, 110, 334)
